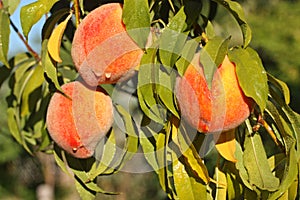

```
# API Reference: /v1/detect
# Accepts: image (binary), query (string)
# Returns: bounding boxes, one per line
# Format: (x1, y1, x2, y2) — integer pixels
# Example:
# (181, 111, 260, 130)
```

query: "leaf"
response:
(200, 36, 230, 89)
(158, 66, 179, 118)
(215, 166, 227, 200)
(243, 129, 280, 191)
(41, 40, 62, 92)
(175, 124, 210, 184)
(20, 0, 58, 38)
(172, 151, 208, 200)
(2, 0, 20, 15)
(0, 8, 10, 68)
(159, 7, 188, 68)
(213, 0, 252, 47)
(268, 146, 298, 200)
(228, 47, 268, 112)
(268, 74, 290, 105)
(21, 65, 44, 116)
(176, 38, 199, 76)
(7, 107, 22, 144)
(42, 8, 70, 40)
(214, 129, 237, 163)
(137, 48, 166, 124)
(140, 127, 159, 171)
(123, 0, 150, 48)
(47, 13, 72, 63)
(89, 129, 117, 180)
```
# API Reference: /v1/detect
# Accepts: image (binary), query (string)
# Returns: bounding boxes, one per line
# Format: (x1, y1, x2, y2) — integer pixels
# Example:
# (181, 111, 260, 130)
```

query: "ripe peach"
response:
(176, 53, 253, 133)
(46, 81, 114, 158)
(71, 3, 144, 86)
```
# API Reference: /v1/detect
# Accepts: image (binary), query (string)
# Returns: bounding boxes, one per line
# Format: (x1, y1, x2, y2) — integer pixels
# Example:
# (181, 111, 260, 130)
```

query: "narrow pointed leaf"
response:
(0, 9, 10, 68)
(123, 0, 150, 48)
(48, 13, 72, 63)
(214, 129, 237, 163)
(20, 0, 58, 38)
(228, 47, 268, 112)
(3, 0, 20, 15)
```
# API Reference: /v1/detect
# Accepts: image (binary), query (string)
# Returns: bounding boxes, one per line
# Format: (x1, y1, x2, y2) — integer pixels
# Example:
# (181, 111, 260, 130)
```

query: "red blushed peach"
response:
(71, 3, 144, 86)
(46, 81, 114, 158)
(176, 53, 253, 133)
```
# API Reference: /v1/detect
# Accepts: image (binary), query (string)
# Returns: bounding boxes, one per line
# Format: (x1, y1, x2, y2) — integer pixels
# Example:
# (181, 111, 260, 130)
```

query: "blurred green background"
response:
(0, 0, 299, 199)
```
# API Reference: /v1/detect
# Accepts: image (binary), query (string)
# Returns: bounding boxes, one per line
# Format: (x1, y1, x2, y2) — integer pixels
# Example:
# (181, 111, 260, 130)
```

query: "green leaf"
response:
(228, 47, 268, 112)
(200, 36, 230, 89)
(41, 40, 62, 92)
(89, 129, 117, 180)
(0, 8, 10, 68)
(172, 151, 208, 200)
(176, 38, 199, 76)
(42, 8, 70, 40)
(268, 74, 290, 105)
(123, 0, 150, 48)
(7, 107, 22, 144)
(21, 65, 44, 116)
(3, 0, 20, 15)
(213, 0, 252, 47)
(268, 146, 298, 200)
(20, 0, 58, 38)
(159, 7, 188, 68)
(140, 127, 159, 171)
(176, 125, 210, 184)
(243, 126, 280, 191)
(158, 66, 179, 118)
(137, 48, 166, 124)
(215, 166, 227, 200)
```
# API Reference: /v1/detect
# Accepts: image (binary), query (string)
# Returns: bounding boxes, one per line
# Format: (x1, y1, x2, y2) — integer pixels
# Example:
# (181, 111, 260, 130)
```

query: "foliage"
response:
(0, 0, 299, 199)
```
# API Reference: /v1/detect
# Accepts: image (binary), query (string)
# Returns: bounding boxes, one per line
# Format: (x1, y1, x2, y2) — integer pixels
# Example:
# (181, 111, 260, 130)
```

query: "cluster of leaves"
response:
(0, 0, 299, 199)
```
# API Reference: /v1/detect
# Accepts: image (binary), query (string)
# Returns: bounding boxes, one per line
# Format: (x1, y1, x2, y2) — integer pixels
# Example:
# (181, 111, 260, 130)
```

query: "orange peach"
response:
(71, 3, 143, 86)
(46, 81, 114, 158)
(176, 53, 253, 133)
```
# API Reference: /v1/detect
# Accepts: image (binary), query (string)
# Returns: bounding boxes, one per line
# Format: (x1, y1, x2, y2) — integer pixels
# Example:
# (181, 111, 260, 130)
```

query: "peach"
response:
(46, 81, 114, 158)
(71, 3, 144, 86)
(175, 53, 253, 133)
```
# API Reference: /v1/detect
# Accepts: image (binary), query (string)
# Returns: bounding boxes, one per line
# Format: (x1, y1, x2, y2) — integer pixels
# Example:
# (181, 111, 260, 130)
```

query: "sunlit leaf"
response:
(159, 7, 188, 68)
(214, 129, 237, 163)
(243, 127, 280, 191)
(158, 66, 179, 117)
(175, 124, 210, 184)
(41, 40, 62, 92)
(3, 0, 20, 15)
(172, 151, 208, 200)
(176, 38, 199, 76)
(268, 147, 298, 200)
(215, 166, 227, 200)
(200, 36, 230, 89)
(42, 8, 70, 40)
(21, 65, 44, 116)
(0, 8, 10, 68)
(138, 48, 166, 124)
(20, 0, 58, 38)
(7, 107, 21, 144)
(228, 47, 268, 112)
(123, 0, 150, 48)
(47, 13, 72, 63)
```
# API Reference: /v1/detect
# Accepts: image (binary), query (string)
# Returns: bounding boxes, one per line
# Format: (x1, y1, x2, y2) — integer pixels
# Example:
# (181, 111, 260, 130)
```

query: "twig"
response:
(73, 0, 80, 27)
(9, 18, 41, 62)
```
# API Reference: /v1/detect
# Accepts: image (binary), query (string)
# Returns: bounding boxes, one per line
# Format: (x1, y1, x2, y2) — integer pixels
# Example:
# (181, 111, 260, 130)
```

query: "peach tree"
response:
(0, 0, 299, 199)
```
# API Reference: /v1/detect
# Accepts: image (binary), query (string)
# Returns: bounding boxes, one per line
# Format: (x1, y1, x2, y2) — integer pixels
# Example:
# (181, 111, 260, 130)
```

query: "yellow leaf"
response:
(214, 129, 237, 163)
(47, 13, 72, 63)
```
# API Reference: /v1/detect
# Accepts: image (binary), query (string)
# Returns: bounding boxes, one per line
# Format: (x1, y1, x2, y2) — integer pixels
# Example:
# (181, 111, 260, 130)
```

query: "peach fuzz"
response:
(46, 81, 114, 158)
(71, 3, 144, 86)
(175, 53, 253, 133)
